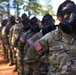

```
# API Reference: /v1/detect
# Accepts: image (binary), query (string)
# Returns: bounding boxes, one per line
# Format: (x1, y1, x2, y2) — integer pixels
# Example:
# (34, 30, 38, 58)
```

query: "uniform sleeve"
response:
(18, 33, 27, 54)
(24, 32, 43, 55)
(26, 31, 56, 64)
(9, 27, 13, 45)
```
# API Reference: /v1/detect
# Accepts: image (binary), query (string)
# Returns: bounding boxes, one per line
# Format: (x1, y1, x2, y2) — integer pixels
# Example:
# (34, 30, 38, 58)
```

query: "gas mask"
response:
(23, 25, 30, 31)
(42, 23, 56, 35)
(59, 13, 76, 35)
(30, 24, 40, 32)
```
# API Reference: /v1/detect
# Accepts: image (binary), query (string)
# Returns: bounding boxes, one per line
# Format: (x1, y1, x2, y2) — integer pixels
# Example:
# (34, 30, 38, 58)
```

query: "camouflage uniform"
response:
(17, 16, 41, 75)
(26, 25, 76, 75)
(48, 11, 76, 75)
(0, 19, 8, 57)
(1, 26, 7, 57)
(18, 28, 40, 75)
(9, 23, 23, 71)
(1, 23, 13, 61)
(25, 30, 57, 75)
(48, 29, 76, 75)
(23, 30, 43, 75)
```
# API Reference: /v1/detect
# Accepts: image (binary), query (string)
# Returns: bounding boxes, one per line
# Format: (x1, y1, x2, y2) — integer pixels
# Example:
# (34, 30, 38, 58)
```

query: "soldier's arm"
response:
(24, 31, 43, 54)
(9, 27, 13, 45)
(25, 30, 56, 64)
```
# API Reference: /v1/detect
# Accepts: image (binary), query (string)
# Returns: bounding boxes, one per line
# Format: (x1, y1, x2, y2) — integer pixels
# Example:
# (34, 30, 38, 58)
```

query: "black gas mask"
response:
(30, 17, 40, 32)
(41, 14, 56, 35)
(59, 13, 76, 34)
(42, 22, 56, 35)
(30, 23, 40, 32)
(10, 16, 15, 25)
(22, 18, 30, 31)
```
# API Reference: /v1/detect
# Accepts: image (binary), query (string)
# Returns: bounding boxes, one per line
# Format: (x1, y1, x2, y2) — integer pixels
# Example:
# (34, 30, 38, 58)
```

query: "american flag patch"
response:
(20, 37, 24, 42)
(34, 40, 42, 51)
(27, 39, 33, 45)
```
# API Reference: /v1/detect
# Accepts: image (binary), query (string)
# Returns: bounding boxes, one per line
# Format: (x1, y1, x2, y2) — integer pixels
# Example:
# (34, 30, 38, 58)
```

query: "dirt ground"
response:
(0, 42, 18, 75)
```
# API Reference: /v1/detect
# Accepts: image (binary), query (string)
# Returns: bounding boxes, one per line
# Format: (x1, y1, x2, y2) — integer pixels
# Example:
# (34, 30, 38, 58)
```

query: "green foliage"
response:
(41, 0, 54, 16)
(0, 0, 54, 20)
(23, 1, 43, 17)
(12, 0, 24, 17)
(0, 1, 8, 20)
(23, 0, 54, 17)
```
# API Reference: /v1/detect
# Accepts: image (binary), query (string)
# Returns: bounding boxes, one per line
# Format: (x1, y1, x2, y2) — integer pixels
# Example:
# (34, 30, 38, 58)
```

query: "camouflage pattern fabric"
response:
(25, 30, 57, 75)
(9, 23, 23, 71)
(48, 30, 76, 75)
(18, 29, 39, 75)
(23, 30, 43, 75)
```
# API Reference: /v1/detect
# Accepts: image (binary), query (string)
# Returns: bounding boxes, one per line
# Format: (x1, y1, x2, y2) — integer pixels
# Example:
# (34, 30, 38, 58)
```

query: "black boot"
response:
(9, 60, 14, 66)
(13, 66, 17, 72)
(13, 60, 17, 72)
(9, 62, 14, 66)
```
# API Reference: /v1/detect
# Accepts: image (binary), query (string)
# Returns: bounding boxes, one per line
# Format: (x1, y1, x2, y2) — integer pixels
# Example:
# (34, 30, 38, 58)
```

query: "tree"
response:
(23, 0, 43, 18)
(40, 0, 54, 16)
(23, 0, 54, 18)
(0, 0, 8, 20)
(12, 0, 24, 17)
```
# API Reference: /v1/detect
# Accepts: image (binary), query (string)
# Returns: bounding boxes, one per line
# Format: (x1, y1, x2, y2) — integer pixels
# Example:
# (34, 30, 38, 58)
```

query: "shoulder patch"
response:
(34, 40, 42, 51)
(27, 39, 33, 45)
(20, 37, 24, 42)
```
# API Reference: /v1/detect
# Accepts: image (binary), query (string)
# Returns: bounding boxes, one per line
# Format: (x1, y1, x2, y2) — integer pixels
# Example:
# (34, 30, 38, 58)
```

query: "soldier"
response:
(1, 19, 8, 57)
(17, 16, 41, 75)
(1, 16, 15, 62)
(10, 23, 23, 72)
(48, 8, 76, 75)
(9, 15, 29, 72)
(23, 14, 56, 75)
(57, 0, 75, 21)
(25, 1, 76, 75)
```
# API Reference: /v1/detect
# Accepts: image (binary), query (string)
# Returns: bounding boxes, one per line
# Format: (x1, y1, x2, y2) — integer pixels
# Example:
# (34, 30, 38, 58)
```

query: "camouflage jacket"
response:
(1, 24, 12, 45)
(18, 29, 39, 55)
(26, 28, 76, 74)
(10, 23, 23, 47)
(26, 29, 57, 61)
(24, 30, 43, 55)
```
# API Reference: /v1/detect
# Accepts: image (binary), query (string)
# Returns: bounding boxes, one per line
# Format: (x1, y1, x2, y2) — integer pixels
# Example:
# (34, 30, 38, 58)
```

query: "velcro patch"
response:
(27, 39, 33, 45)
(34, 40, 42, 51)
(20, 37, 24, 42)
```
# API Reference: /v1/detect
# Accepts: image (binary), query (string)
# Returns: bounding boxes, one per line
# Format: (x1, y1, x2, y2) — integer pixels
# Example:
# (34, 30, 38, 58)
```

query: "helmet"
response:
(22, 18, 29, 25)
(57, 0, 75, 17)
(62, 5, 76, 16)
(21, 13, 27, 19)
(42, 14, 54, 23)
(30, 17, 40, 32)
(10, 16, 15, 24)
(30, 16, 39, 24)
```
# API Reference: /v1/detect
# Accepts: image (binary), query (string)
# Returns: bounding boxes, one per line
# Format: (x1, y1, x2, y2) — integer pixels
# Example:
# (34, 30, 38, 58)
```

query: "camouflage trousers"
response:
(17, 52, 33, 75)
(17, 52, 24, 75)
(3, 44, 10, 61)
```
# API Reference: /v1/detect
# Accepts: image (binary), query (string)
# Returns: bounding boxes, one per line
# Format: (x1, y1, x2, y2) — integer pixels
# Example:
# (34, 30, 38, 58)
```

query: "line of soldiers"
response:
(0, 0, 76, 75)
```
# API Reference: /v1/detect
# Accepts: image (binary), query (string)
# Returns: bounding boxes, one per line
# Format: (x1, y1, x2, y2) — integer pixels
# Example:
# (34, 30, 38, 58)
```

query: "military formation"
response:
(0, 0, 76, 75)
